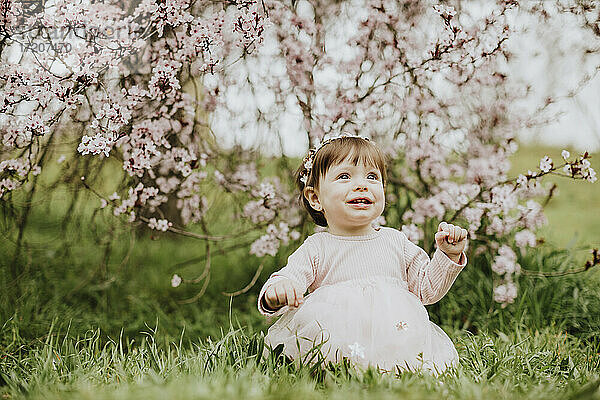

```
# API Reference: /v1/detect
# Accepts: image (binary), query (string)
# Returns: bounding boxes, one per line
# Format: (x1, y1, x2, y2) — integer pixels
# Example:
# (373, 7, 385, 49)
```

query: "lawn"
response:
(1, 325, 598, 400)
(1, 143, 599, 399)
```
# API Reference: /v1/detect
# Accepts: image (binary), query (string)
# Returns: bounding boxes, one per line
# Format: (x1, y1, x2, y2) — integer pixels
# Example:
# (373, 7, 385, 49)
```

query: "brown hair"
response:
(295, 136, 387, 226)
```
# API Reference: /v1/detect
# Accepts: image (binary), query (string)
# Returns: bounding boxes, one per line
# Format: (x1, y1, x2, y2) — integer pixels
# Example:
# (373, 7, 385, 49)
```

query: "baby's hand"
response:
(263, 278, 305, 310)
(435, 222, 468, 263)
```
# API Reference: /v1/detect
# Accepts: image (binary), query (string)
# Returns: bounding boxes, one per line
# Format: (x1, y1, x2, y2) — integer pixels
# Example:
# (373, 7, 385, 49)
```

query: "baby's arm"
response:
(403, 226, 467, 305)
(258, 238, 317, 316)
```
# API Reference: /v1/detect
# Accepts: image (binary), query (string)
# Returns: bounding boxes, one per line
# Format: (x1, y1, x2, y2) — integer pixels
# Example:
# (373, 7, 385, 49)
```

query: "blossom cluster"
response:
(176, 171, 209, 225)
(491, 245, 521, 306)
(111, 183, 165, 222)
(493, 282, 518, 307)
(401, 224, 423, 244)
(518, 151, 597, 187)
(0, 0, 266, 208)
(147, 217, 173, 231)
(77, 134, 114, 157)
(0, 157, 39, 198)
(561, 152, 597, 183)
(2, 115, 50, 148)
(250, 222, 300, 257)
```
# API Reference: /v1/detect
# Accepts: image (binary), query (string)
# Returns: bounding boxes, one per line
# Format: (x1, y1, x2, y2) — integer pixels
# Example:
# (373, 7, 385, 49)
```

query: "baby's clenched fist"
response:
(263, 278, 305, 310)
(435, 221, 468, 263)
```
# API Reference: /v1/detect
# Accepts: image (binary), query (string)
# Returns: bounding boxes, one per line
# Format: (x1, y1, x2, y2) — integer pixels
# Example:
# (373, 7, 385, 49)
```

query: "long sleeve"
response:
(257, 237, 319, 316)
(403, 233, 467, 305)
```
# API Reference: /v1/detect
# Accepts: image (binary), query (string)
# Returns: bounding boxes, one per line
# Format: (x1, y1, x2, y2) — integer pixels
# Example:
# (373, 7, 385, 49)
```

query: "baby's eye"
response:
(337, 173, 350, 180)
(367, 172, 379, 180)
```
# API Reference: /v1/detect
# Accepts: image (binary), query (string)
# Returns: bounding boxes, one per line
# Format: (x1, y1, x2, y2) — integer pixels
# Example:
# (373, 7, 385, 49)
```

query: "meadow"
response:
(1, 144, 599, 399)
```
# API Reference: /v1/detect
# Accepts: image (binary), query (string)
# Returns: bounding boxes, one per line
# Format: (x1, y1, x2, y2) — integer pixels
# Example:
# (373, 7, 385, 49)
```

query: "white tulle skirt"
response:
(265, 276, 458, 375)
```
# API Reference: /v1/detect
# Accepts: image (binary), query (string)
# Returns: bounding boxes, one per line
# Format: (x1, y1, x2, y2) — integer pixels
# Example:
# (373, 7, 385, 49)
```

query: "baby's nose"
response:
(353, 180, 368, 191)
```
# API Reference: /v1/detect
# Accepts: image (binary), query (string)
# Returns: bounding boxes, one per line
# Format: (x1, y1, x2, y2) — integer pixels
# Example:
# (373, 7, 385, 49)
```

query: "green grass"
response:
(1, 143, 600, 398)
(1, 323, 599, 399)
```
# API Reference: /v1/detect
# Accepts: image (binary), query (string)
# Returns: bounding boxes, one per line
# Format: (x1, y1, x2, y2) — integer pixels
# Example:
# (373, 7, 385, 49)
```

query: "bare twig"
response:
(178, 243, 211, 304)
(178, 273, 211, 304)
(222, 263, 263, 297)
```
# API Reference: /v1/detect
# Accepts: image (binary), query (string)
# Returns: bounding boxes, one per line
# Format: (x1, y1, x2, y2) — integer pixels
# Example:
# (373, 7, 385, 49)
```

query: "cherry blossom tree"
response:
(1, 0, 598, 306)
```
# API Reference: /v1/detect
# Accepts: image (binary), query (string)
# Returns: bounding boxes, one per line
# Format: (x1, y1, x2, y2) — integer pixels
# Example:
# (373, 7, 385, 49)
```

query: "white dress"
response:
(258, 228, 465, 374)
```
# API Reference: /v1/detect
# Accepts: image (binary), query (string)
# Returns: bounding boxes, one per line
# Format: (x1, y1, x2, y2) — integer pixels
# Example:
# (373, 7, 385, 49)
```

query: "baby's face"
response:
(316, 158, 385, 236)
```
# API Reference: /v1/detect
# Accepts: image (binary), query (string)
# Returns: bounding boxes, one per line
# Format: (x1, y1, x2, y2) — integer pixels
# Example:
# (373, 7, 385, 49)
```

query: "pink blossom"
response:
(156, 176, 181, 194)
(491, 245, 521, 276)
(268, 222, 291, 244)
(214, 170, 226, 186)
(486, 215, 518, 237)
(148, 218, 172, 231)
(515, 230, 536, 249)
(160, 148, 197, 178)
(466, 155, 510, 186)
(250, 221, 297, 257)
(77, 134, 114, 157)
(256, 182, 276, 200)
(171, 274, 182, 288)
(0, 158, 30, 178)
(539, 156, 553, 173)
(401, 224, 424, 244)
(177, 195, 208, 225)
(494, 281, 518, 307)
(581, 159, 591, 171)
(113, 183, 161, 216)
(437, 182, 479, 210)
(518, 200, 547, 230)
(586, 168, 597, 183)
(148, 60, 182, 99)
(176, 172, 208, 224)
(0, 178, 20, 198)
(490, 185, 518, 215)
(2, 115, 49, 148)
(410, 197, 446, 224)
(233, 3, 265, 50)
(432, 5, 457, 22)
(250, 234, 279, 257)
(243, 200, 276, 224)
(231, 164, 259, 189)
(462, 206, 485, 234)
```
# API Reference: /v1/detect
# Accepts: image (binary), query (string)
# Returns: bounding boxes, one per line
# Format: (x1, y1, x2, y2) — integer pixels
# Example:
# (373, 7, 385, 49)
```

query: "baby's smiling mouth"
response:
(347, 197, 373, 205)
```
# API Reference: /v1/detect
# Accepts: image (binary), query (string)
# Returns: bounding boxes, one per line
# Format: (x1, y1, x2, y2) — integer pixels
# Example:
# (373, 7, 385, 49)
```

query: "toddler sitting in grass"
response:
(258, 135, 468, 374)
